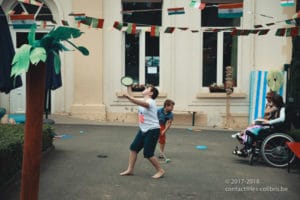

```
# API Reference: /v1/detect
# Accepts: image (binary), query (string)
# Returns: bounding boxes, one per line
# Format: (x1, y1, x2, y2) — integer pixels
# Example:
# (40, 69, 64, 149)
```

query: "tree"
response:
(11, 24, 89, 200)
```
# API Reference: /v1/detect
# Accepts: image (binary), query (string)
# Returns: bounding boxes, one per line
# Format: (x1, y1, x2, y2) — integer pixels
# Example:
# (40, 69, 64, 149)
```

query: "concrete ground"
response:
(1, 115, 300, 200)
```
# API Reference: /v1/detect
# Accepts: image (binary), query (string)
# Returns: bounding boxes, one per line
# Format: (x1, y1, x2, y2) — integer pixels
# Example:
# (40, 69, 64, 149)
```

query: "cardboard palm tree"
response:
(11, 24, 89, 200)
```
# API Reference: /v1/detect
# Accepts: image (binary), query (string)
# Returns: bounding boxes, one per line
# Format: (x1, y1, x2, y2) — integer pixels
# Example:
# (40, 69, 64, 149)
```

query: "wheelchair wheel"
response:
(261, 133, 295, 167)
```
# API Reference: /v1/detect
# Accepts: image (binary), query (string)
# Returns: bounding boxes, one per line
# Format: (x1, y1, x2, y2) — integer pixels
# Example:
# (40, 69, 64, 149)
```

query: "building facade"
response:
(0, 0, 296, 129)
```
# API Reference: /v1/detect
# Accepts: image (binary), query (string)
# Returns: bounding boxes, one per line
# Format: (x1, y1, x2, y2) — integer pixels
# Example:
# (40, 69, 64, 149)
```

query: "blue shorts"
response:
(130, 128, 160, 158)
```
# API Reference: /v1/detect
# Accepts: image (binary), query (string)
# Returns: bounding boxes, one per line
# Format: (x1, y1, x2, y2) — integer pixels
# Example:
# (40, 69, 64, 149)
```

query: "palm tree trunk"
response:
(20, 62, 46, 200)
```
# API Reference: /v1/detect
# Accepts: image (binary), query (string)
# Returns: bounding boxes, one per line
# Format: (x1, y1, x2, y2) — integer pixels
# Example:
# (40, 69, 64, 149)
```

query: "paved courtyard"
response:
(2, 124, 300, 200)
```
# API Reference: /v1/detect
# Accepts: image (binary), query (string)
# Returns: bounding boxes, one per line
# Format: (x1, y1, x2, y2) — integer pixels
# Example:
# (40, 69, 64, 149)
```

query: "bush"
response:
(0, 124, 54, 188)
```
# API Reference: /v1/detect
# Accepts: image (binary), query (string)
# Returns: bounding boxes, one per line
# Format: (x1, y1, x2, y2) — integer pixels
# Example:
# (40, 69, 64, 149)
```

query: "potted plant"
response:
(209, 83, 226, 92)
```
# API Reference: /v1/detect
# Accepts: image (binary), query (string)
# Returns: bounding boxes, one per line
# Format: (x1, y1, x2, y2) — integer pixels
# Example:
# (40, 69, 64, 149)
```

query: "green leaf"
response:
(11, 44, 32, 77)
(30, 47, 47, 65)
(53, 51, 61, 74)
(77, 46, 89, 56)
(28, 24, 37, 46)
(39, 35, 54, 49)
(48, 26, 83, 41)
(65, 40, 89, 56)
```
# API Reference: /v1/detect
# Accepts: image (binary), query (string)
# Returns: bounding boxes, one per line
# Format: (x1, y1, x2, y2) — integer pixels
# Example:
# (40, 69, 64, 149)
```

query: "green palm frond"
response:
(11, 25, 89, 77)
(30, 47, 47, 65)
(11, 44, 32, 77)
(47, 26, 83, 41)
(28, 24, 37, 46)
(65, 40, 89, 56)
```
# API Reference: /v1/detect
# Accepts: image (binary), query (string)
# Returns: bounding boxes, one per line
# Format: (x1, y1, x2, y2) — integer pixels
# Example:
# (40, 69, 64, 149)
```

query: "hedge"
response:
(0, 124, 55, 188)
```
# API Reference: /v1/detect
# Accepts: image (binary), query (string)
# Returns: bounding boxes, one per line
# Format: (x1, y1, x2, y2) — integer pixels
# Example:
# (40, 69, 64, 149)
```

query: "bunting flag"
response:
(230, 28, 238, 36)
(218, 3, 243, 18)
(239, 30, 251, 36)
(150, 25, 160, 37)
(249, 30, 260, 34)
(275, 28, 286, 36)
(126, 23, 136, 34)
(281, 0, 295, 7)
(230, 29, 250, 36)
(69, 13, 86, 21)
(190, 0, 206, 10)
(164, 27, 175, 33)
(258, 29, 270, 35)
(285, 19, 296, 25)
(61, 20, 69, 26)
(113, 21, 123, 31)
(291, 27, 299, 36)
(92, 18, 104, 29)
(18, 0, 43, 6)
(254, 24, 263, 28)
(10, 14, 35, 29)
(80, 16, 93, 27)
(286, 27, 292, 36)
(266, 22, 275, 26)
(178, 27, 189, 31)
(167, 7, 185, 15)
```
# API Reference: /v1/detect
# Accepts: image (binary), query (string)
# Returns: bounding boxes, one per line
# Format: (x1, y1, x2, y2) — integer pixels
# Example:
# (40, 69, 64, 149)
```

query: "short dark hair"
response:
(271, 94, 284, 108)
(164, 99, 175, 108)
(150, 86, 159, 99)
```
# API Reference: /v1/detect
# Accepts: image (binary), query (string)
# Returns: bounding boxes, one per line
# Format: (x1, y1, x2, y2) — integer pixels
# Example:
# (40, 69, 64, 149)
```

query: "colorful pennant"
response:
(61, 20, 69, 26)
(150, 25, 160, 37)
(164, 27, 175, 33)
(126, 23, 137, 34)
(10, 14, 35, 29)
(167, 7, 185, 15)
(218, 3, 243, 18)
(190, 0, 206, 10)
(281, 0, 295, 7)
(258, 29, 270, 35)
(92, 18, 104, 29)
(113, 21, 123, 31)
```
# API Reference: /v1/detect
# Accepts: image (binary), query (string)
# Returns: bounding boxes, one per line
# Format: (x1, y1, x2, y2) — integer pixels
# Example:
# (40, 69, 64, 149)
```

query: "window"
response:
(145, 32, 159, 85)
(202, 32, 238, 87)
(122, 0, 162, 26)
(201, 1, 240, 87)
(123, 1, 161, 86)
(125, 33, 140, 83)
(11, 2, 54, 22)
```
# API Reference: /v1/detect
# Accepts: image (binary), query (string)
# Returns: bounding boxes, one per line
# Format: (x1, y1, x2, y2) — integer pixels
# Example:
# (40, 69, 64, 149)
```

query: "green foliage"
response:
(11, 25, 89, 78)
(11, 44, 31, 77)
(29, 47, 47, 65)
(0, 124, 55, 188)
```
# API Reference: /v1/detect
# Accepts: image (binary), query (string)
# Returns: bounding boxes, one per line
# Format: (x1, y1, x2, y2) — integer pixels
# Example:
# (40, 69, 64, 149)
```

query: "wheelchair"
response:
(233, 104, 300, 167)
(233, 123, 296, 168)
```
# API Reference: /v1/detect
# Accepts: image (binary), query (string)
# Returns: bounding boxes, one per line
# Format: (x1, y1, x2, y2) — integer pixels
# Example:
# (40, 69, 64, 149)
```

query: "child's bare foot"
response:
(152, 169, 165, 179)
(120, 170, 133, 176)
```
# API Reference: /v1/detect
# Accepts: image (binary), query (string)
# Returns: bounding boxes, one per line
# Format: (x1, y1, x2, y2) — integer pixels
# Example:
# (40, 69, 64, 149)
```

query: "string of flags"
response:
(6, 0, 300, 38)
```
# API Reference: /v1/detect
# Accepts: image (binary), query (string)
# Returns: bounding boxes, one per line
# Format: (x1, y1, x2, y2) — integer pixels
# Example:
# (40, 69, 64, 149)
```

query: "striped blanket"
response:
(248, 70, 286, 123)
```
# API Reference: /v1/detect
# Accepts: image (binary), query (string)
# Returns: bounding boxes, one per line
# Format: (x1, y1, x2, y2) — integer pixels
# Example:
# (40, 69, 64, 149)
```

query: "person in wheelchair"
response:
(233, 93, 285, 156)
